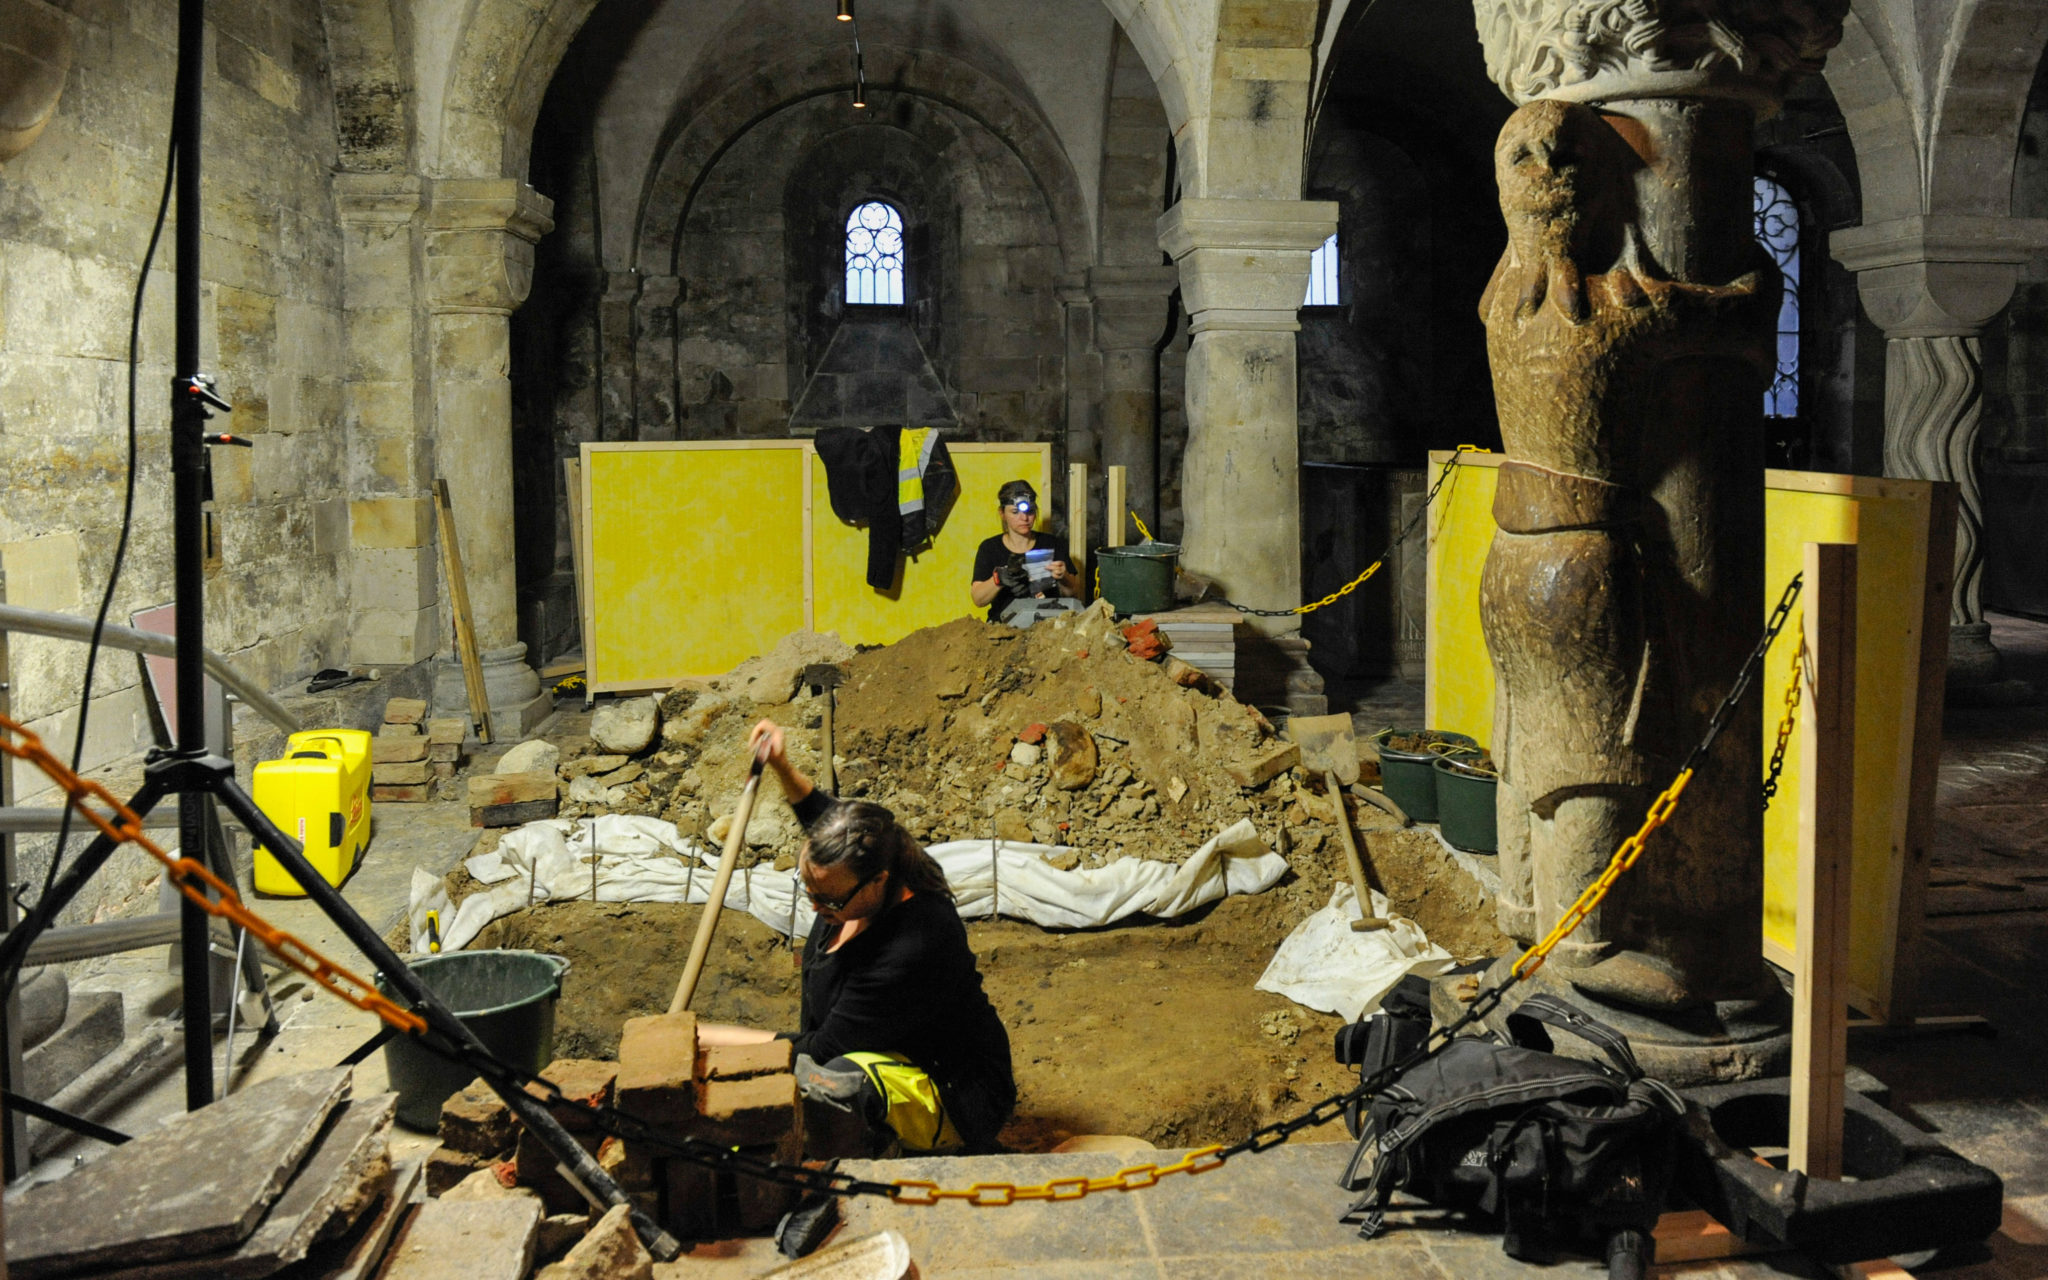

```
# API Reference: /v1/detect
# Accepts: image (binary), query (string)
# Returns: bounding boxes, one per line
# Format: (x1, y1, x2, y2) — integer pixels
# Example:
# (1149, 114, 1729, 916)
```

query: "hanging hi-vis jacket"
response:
(817, 425, 957, 588)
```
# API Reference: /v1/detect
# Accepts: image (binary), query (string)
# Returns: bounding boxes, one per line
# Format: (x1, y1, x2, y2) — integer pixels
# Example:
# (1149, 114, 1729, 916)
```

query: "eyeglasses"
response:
(806, 870, 880, 913)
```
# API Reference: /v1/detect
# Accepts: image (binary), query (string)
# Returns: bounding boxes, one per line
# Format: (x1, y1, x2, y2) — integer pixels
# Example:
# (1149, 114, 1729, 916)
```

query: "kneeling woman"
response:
(697, 720, 1016, 1156)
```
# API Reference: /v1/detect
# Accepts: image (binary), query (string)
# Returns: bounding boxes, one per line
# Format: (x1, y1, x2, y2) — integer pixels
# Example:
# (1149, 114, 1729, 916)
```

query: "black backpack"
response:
(1336, 991, 1685, 1272)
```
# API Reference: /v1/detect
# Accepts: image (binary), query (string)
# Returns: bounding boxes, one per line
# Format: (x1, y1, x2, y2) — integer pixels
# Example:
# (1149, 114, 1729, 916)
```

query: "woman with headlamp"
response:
(969, 480, 1078, 622)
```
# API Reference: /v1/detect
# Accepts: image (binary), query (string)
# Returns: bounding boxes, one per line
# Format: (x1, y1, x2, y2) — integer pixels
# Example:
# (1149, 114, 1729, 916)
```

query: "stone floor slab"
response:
(4, 1067, 351, 1279)
(274, 1156, 424, 1280)
(839, 1152, 1154, 1270)
(372, 1196, 540, 1280)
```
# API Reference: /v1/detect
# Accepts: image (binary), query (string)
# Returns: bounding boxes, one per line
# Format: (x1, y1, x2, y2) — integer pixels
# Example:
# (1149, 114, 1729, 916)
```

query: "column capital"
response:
(1473, 0, 1847, 109)
(1833, 214, 2048, 335)
(1088, 264, 1179, 348)
(421, 179, 556, 314)
(1157, 198, 1335, 333)
(333, 172, 423, 224)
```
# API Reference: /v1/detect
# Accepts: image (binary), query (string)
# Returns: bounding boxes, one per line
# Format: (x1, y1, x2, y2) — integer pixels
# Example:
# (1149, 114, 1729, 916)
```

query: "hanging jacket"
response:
(817, 426, 955, 589)
(898, 427, 957, 553)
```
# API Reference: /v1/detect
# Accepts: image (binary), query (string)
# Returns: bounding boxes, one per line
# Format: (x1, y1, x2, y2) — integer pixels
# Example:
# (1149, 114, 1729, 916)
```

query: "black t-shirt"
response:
(972, 531, 1063, 622)
(783, 789, 1017, 1150)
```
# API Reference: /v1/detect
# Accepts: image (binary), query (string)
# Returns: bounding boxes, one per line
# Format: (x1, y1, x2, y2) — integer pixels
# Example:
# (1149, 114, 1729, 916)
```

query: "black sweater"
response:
(785, 790, 1016, 1149)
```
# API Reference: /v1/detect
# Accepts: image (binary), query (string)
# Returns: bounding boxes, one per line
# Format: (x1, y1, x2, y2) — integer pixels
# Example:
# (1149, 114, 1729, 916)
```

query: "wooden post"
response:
(1887, 480, 1957, 1028)
(1790, 540, 1856, 1179)
(434, 479, 496, 744)
(1106, 466, 1128, 548)
(1067, 462, 1088, 600)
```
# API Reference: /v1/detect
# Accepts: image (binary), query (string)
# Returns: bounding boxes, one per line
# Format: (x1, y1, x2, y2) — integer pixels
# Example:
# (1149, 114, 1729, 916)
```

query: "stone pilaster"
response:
(421, 178, 556, 734)
(633, 274, 682, 441)
(335, 173, 436, 670)
(1089, 264, 1179, 536)
(1831, 214, 2048, 685)
(1156, 198, 1336, 629)
(598, 270, 640, 441)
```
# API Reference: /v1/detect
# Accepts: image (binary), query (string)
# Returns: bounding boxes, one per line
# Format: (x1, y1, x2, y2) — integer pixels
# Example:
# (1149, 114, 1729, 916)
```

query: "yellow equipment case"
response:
(252, 729, 372, 895)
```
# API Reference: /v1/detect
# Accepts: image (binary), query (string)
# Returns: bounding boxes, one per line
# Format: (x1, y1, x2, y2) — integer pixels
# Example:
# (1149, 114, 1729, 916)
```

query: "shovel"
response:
(670, 744, 768, 1013)
(1291, 713, 1390, 932)
(802, 663, 847, 794)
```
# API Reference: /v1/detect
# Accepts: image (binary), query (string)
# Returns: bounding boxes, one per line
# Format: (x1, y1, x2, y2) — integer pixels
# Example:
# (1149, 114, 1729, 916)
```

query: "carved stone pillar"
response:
(1831, 215, 2048, 686)
(1089, 265, 1180, 535)
(422, 178, 556, 734)
(1157, 199, 1336, 629)
(1470, 0, 1848, 1083)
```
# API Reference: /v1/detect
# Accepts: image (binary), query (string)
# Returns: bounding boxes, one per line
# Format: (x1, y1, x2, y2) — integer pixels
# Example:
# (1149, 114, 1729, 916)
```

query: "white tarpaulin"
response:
(1254, 884, 1454, 1020)
(411, 814, 1289, 953)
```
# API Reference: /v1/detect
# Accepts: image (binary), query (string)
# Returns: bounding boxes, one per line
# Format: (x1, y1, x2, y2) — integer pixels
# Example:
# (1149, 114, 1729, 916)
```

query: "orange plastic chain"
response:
(0, 714, 426, 1035)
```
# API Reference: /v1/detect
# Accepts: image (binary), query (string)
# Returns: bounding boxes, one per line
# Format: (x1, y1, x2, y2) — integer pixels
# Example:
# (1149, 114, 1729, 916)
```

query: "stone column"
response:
(336, 174, 437, 671)
(1831, 215, 2048, 687)
(1089, 264, 1179, 536)
(598, 270, 640, 441)
(1156, 198, 1336, 628)
(1470, 0, 1849, 1083)
(421, 178, 556, 734)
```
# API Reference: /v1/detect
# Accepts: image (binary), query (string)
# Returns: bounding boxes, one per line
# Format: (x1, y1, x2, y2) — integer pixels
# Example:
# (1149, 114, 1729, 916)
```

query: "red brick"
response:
(373, 734, 429, 763)
(439, 1076, 516, 1157)
(733, 1130, 806, 1230)
(695, 1039, 792, 1083)
(513, 1127, 599, 1215)
(688, 1073, 798, 1146)
(616, 1012, 698, 1125)
(531, 1058, 615, 1133)
(383, 697, 428, 724)
(597, 1135, 655, 1193)
(658, 1155, 723, 1239)
(373, 783, 432, 803)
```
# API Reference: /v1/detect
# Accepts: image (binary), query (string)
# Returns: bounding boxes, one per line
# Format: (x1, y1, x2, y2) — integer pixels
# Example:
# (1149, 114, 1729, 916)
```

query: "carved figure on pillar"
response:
(1470, 0, 1845, 1083)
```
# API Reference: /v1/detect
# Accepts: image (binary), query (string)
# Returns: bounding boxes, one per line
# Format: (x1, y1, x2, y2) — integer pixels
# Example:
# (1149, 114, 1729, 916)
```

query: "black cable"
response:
(17, 133, 179, 992)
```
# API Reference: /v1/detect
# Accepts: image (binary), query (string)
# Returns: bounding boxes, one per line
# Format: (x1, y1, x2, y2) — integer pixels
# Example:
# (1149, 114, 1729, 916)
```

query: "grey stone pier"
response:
(1088, 264, 1179, 536)
(1156, 198, 1336, 632)
(1832, 214, 2048, 689)
(422, 179, 557, 736)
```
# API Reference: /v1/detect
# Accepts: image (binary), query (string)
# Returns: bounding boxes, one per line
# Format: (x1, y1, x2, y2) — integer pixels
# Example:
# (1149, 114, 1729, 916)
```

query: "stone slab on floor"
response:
(373, 1196, 540, 1280)
(86, 1093, 398, 1280)
(21, 988, 123, 1100)
(4, 1068, 352, 1278)
(271, 1155, 424, 1280)
(835, 1143, 1826, 1279)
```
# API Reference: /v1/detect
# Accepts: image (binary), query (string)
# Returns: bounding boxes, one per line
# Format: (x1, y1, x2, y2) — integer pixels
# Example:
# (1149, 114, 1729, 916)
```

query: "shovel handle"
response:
(671, 754, 766, 1014)
(1326, 768, 1389, 929)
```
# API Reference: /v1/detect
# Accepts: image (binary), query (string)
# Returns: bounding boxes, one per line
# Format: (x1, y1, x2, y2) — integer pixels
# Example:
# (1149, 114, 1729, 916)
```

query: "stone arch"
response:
(1926, 0, 2048, 216)
(1822, 9, 1925, 222)
(322, 0, 414, 170)
(423, 0, 1201, 190)
(633, 43, 1094, 281)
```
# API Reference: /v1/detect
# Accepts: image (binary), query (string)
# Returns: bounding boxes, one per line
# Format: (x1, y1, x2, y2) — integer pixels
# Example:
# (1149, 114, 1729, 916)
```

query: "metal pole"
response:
(170, 0, 214, 1111)
(0, 570, 33, 1177)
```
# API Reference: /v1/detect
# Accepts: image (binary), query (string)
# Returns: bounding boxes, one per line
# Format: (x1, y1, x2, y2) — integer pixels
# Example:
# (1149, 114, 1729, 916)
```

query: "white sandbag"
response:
(1254, 884, 1454, 1020)
(406, 867, 453, 953)
(413, 815, 1289, 952)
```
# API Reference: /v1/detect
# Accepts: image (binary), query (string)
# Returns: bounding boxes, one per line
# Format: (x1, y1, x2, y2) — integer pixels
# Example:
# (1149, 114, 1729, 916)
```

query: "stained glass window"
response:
(1303, 232, 1340, 306)
(845, 200, 905, 305)
(1753, 176, 1800, 418)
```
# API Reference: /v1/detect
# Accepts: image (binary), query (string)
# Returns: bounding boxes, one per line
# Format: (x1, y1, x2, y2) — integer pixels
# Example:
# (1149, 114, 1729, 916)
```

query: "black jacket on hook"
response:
(815, 426, 957, 589)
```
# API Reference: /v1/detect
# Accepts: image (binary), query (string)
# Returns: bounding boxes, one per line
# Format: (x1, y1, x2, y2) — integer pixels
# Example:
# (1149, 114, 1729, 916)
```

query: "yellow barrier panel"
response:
(1424, 455, 1947, 1019)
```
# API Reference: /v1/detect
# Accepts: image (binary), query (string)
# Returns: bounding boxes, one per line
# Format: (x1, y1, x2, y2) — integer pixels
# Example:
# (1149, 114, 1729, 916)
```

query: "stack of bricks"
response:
(609, 1011, 806, 1240)
(426, 716, 467, 784)
(372, 697, 432, 802)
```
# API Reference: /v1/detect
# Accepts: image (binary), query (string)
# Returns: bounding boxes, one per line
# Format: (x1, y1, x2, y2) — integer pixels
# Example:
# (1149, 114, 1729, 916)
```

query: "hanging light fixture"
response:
(836, 0, 852, 20)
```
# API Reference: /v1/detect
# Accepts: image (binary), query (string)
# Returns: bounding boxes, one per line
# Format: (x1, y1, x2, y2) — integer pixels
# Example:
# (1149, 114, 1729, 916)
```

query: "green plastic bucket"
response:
(377, 949, 569, 1130)
(1371, 729, 1477, 823)
(1432, 753, 1499, 854)
(1097, 541, 1180, 616)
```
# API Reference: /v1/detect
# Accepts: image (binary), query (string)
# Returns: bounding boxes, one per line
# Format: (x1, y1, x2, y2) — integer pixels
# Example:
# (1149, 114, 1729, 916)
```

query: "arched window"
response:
(1303, 232, 1340, 306)
(844, 200, 905, 305)
(1753, 176, 1800, 418)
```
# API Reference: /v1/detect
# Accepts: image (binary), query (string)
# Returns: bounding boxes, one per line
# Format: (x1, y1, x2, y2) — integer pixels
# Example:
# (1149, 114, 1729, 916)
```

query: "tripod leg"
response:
(208, 778, 684, 1260)
(178, 790, 212, 1107)
(0, 778, 172, 983)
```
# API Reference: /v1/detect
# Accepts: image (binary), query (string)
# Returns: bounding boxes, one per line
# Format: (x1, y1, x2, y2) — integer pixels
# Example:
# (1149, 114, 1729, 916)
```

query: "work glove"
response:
(996, 563, 1030, 594)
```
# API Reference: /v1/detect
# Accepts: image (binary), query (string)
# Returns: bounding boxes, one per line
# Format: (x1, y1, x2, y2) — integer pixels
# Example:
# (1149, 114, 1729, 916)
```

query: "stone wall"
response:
(1, 0, 349, 864)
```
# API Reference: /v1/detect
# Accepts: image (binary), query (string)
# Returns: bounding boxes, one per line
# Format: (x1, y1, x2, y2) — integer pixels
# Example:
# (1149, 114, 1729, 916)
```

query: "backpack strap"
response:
(1506, 993, 1644, 1079)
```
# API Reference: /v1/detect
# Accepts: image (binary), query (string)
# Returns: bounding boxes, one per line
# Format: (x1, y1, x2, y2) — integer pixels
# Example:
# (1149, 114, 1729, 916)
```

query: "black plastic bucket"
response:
(1097, 541, 1179, 615)
(377, 949, 569, 1130)
(1432, 753, 1499, 853)
(1371, 728, 1477, 823)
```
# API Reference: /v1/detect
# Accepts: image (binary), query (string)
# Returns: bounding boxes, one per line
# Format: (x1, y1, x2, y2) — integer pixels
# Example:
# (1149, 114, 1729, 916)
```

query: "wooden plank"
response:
(1652, 1209, 1768, 1264)
(1887, 480, 1957, 1028)
(1106, 465, 1127, 548)
(433, 479, 494, 745)
(563, 456, 593, 696)
(1791, 541, 1857, 1180)
(802, 443, 816, 632)
(1068, 462, 1088, 600)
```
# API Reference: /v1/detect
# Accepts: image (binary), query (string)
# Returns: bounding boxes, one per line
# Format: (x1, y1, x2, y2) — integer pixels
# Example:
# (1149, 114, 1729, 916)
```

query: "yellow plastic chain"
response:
(1127, 444, 1489, 616)
(892, 1144, 1227, 1206)
(0, 714, 428, 1036)
(1760, 619, 1806, 810)
(1510, 769, 1693, 980)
